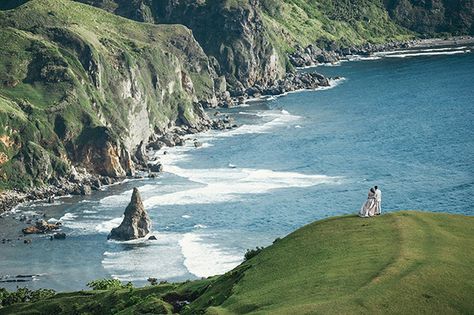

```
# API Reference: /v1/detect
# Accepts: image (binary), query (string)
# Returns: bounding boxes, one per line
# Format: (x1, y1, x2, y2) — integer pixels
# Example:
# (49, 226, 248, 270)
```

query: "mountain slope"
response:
(75, 0, 413, 94)
(2, 211, 473, 314)
(385, 0, 474, 35)
(0, 0, 217, 190)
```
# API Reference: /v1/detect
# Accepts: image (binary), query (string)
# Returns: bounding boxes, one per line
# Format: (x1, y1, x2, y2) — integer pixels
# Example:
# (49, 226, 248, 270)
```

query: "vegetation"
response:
(1, 211, 473, 314)
(0, 288, 56, 307)
(87, 279, 133, 291)
(0, 0, 215, 190)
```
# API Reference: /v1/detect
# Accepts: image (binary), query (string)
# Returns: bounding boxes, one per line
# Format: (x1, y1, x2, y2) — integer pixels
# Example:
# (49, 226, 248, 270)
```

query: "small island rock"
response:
(107, 188, 152, 241)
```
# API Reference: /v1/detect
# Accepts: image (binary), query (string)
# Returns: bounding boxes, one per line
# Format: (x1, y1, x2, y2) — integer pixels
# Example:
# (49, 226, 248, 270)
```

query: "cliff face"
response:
(0, 0, 217, 190)
(384, 0, 474, 35)
(77, 0, 288, 95)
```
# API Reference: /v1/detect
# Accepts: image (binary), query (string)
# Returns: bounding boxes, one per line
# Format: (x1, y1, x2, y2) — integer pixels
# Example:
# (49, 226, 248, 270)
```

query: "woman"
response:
(359, 187, 377, 217)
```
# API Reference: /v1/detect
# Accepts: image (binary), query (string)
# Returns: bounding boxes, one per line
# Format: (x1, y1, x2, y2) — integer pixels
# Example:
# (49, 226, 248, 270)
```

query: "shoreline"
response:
(289, 35, 474, 69)
(1, 36, 473, 214)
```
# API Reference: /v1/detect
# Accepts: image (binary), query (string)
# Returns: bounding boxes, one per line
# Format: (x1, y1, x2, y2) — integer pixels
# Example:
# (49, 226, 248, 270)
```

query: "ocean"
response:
(1, 45, 473, 291)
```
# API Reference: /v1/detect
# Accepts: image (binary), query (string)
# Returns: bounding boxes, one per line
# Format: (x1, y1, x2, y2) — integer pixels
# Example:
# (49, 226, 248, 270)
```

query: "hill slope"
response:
(2, 211, 473, 314)
(75, 0, 414, 93)
(0, 0, 217, 190)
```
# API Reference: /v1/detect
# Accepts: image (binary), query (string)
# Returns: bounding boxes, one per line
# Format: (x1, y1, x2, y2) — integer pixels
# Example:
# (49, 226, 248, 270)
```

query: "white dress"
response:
(359, 191, 377, 217)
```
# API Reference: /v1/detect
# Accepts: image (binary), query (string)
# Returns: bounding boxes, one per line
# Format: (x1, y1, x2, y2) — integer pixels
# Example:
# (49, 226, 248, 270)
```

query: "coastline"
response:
(1, 36, 472, 215)
(1, 44, 472, 292)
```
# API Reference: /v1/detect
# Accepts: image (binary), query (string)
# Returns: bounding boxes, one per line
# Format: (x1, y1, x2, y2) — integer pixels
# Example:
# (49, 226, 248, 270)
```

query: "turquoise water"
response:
(1, 47, 473, 291)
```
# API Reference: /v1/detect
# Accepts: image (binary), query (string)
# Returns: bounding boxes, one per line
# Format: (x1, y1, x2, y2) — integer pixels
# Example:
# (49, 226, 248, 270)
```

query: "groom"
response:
(374, 186, 382, 215)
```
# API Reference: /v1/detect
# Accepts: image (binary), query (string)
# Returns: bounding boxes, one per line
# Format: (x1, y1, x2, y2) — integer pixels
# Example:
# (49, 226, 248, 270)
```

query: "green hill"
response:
(2, 211, 473, 314)
(0, 0, 216, 190)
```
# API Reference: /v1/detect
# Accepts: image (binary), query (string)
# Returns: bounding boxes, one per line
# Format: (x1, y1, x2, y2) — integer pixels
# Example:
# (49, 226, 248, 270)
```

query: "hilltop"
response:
(2, 211, 473, 314)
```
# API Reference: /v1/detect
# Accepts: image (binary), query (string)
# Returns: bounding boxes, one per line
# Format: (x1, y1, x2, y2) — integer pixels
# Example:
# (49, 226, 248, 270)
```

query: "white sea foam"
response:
(182, 215, 191, 219)
(95, 217, 123, 233)
(384, 50, 470, 58)
(375, 46, 469, 56)
(102, 232, 187, 281)
(179, 233, 242, 278)
(193, 224, 207, 229)
(144, 166, 341, 207)
(59, 212, 77, 221)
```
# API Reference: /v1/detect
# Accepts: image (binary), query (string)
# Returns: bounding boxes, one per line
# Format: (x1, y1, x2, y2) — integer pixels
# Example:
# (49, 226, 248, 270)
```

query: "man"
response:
(374, 185, 382, 215)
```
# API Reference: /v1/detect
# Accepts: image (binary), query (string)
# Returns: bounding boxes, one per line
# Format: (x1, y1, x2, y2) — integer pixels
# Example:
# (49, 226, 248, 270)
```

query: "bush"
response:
(244, 246, 264, 261)
(0, 287, 56, 307)
(86, 278, 133, 290)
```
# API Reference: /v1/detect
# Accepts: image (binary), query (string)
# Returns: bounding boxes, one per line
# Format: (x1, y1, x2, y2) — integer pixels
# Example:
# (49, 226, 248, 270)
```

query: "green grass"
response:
(0, 0, 216, 190)
(260, 0, 414, 52)
(2, 211, 473, 314)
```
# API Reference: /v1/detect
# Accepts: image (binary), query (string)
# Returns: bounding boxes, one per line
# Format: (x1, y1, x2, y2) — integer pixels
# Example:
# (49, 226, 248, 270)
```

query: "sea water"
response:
(1, 45, 473, 291)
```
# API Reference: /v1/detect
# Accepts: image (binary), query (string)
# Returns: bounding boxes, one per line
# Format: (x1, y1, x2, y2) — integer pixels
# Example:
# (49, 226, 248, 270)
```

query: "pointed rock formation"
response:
(108, 188, 152, 241)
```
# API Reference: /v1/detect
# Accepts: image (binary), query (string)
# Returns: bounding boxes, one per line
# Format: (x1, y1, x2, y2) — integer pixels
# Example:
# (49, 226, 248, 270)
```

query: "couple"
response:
(359, 186, 382, 217)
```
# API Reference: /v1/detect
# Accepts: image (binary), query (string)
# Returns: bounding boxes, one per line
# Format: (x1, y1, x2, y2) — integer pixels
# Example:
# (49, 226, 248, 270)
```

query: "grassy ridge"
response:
(0, 0, 216, 190)
(260, 0, 412, 51)
(2, 211, 473, 314)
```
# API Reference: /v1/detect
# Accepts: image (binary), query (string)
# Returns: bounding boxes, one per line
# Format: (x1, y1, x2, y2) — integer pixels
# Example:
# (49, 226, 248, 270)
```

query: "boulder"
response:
(148, 163, 163, 173)
(107, 188, 152, 241)
(53, 232, 66, 240)
(22, 220, 61, 234)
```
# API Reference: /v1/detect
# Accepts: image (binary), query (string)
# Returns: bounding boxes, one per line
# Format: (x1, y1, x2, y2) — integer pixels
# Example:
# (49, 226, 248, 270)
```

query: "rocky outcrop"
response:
(0, 0, 218, 195)
(108, 188, 152, 241)
(22, 219, 61, 234)
(289, 41, 412, 68)
(385, 0, 474, 35)
(75, 0, 287, 94)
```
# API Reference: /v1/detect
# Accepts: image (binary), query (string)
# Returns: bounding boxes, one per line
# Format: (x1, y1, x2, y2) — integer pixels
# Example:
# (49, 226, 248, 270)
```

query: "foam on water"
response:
(385, 50, 470, 58)
(59, 213, 77, 221)
(95, 217, 123, 234)
(102, 232, 187, 281)
(179, 233, 242, 278)
(144, 166, 341, 207)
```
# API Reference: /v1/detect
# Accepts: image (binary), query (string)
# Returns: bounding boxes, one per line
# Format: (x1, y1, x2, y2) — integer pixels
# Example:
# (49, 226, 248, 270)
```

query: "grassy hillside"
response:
(260, 0, 412, 51)
(2, 211, 473, 314)
(73, 0, 414, 93)
(0, 0, 216, 190)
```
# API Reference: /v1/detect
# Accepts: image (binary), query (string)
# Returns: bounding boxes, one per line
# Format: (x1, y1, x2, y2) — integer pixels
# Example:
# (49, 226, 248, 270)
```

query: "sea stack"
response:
(108, 188, 152, 241)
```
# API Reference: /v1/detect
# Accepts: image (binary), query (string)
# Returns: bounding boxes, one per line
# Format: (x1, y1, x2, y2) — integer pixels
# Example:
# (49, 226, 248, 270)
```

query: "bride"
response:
(359, 187, 377, 217)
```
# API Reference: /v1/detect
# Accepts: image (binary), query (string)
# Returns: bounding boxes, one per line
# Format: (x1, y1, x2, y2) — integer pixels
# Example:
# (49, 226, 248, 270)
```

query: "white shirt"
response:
(375, 189, 382, 202)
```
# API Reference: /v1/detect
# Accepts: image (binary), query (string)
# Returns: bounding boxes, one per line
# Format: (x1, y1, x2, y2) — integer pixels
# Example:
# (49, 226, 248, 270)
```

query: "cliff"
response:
(76, 0, 474, 93)
(0, 0, 218, 190)
(1, 0, 473, 195)
(385, 0, 474, 36)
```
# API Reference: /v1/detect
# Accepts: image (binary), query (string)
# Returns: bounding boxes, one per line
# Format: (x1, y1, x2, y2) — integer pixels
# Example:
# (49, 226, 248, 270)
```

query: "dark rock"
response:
(22, 220, 61, 234)
(193, 141, 203, 148)
(147, 140, 165, 150)
(23, 239, 32, 244)
(53, 232, 66, 240)
(148, 235, 157, 240)
(80, 185, 92, 195)
(148, 163, 163, 173)
(107, 188, 152, 241)
(100, 176, 113, 185)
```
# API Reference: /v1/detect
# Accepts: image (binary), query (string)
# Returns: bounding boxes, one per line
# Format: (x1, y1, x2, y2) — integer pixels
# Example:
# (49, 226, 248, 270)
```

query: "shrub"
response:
(0, 287, 56, 307)
(86, 278, 133, 290)
(244, 246, 264, 261)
